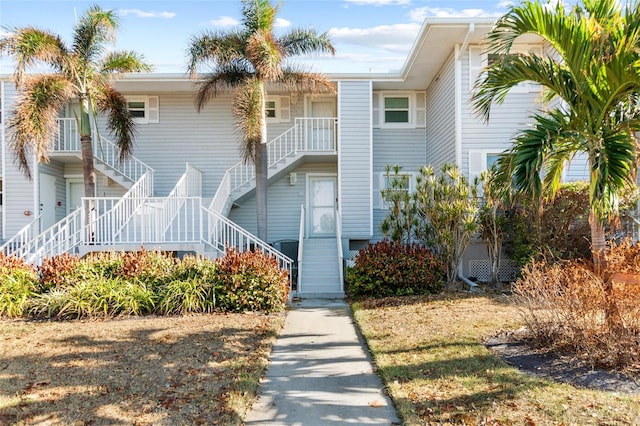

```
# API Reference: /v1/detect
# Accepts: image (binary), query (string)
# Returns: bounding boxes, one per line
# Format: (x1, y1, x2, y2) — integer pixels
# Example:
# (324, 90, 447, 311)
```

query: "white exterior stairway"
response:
(298, 238, 344, 297)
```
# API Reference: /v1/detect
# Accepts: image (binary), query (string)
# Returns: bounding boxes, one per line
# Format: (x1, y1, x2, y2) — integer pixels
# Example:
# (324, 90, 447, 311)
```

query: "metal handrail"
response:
(335, 208, 344, 291)
(297, 204, 305, 295)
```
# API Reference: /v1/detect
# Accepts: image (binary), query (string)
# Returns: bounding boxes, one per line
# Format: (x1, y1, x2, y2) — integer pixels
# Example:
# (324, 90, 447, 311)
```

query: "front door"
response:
(309, 99, 335, 150)
(67, 179, 84, 214)
(39, 174, 57, 230)
(309, 176, 337, 237)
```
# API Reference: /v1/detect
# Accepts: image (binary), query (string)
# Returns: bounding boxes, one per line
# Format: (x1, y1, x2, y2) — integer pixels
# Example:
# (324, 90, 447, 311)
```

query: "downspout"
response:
(455, 23, 479, 290)
(1, 80, 4, 239)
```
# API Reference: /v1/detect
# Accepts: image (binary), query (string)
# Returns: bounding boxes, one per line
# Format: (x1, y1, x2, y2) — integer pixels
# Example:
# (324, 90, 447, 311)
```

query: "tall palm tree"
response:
(472, 0, 640, 273)
(187, 0, 335, 241)
(0, 5, 151, 197)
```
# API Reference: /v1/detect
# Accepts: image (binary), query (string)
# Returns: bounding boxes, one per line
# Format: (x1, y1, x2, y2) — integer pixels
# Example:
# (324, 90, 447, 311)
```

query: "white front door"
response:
(67, 179, 84, 214)
(309, 99, 335, 150)
(39, 174, 57, 230)
(309, 176, 337, 237)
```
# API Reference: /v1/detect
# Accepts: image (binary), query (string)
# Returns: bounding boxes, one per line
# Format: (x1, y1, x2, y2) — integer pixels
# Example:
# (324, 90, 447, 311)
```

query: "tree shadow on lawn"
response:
(377, 345, 552, 423)
(0, 315, 281, 425)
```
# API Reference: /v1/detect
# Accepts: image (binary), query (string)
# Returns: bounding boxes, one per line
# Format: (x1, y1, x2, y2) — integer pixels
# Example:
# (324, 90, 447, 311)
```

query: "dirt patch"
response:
(486, 332, 640, 395)
(0, 313, 284, 425)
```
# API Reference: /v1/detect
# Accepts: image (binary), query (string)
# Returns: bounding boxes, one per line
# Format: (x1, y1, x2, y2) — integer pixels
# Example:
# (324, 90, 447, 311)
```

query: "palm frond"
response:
(100, 50, 152, 74)
(242, 0, 278, 33)
(279, 28, 335, 56)
(186, 31, 246, 78)
(95, 85, 135, 161)
(194, 62, 253, 112)
(72, 5, 118, 63)
(7, 75, 74, 178)
(233, 78, 263, 162)
(509, 109, 574, 201)
(0, 27, 68, 85)
(246, 30, 282, 80)
(277, 66, 335, 94)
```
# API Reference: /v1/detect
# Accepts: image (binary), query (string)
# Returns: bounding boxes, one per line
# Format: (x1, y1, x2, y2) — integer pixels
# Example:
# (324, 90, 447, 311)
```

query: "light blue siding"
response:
(229, 163, 337, 242)
(339, 81, 372, 239)
(2, 82, 37, 238)
(425, 53, 456, 169)
(461, 46, 539, 179)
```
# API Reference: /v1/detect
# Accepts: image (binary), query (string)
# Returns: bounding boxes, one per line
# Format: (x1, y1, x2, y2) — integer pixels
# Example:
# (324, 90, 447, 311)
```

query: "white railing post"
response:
(335, 208, 344, 292)
(297, 204, 305, 295)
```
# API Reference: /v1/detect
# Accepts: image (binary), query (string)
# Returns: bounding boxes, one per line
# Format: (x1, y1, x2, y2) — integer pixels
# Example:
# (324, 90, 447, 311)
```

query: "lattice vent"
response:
(468, 259, 519, 282)
(345, 249, 360, 268)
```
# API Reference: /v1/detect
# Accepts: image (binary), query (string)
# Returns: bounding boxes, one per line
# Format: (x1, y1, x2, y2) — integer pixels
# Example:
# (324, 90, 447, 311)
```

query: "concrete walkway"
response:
(245, 299, 400, 425)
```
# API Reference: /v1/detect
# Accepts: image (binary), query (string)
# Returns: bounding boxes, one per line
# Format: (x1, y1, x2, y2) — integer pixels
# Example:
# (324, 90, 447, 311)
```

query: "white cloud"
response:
(118, 9, 176, 19)
(275, 18, 292, 28)
(344, 0, 411, 5)
(496, 0, 515, 8)
(209, 16, 240, 27)
(409, 6, 499, 20)
(0, 29, 14, 38)
(329, 23, 420, 53)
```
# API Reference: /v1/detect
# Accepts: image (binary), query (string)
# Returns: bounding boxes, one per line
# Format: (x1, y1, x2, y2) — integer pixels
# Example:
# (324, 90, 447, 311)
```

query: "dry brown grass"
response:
(0, 313, 284, 425)
(515, 245, 640, 372)
(352, 294, 640, 425)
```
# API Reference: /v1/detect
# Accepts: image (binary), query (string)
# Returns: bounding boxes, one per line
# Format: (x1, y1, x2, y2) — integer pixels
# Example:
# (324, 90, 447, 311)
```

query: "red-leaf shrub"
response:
(214, 248, 290, 313)
(346, 241, 445, 298)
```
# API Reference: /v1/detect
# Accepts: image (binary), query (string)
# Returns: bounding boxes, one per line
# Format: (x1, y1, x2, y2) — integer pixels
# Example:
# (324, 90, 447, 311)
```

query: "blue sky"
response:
(0, 0, 514, 75)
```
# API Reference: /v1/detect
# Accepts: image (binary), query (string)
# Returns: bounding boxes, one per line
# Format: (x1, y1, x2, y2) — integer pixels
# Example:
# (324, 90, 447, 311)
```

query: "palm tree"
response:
(187, 0, 335, 241)
(0, 5, 151, 197)
(472, 0, 640, 273)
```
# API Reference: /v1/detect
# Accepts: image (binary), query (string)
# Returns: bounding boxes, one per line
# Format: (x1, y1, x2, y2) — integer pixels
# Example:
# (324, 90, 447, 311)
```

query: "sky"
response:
(0, 0, 515, 75)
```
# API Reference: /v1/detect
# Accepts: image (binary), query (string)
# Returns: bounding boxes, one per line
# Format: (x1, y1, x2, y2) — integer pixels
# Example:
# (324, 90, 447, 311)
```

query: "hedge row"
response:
(0, 248, 289, 319)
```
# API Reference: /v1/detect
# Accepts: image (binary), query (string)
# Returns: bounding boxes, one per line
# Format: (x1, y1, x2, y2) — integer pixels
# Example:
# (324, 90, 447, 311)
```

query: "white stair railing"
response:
(297, 204, 305, 294)
(335, 208, 344, 290)
(0, 215, 41, 258)
(52, 118, 154, 184)
(209, 170, 231, 214)
(86, 197, 201, 245)
(201, 206, 293, 285)
(224, 117, 337, 195)
(1, 209, 83, 265)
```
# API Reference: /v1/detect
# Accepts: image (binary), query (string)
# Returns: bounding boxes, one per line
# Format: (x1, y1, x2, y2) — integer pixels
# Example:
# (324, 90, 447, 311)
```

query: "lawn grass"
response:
(352, 293, 640, 425)
(0, 313, 284, 425)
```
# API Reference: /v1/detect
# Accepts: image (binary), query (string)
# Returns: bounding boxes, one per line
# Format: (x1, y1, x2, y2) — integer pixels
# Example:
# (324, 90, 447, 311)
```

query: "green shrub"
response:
(31, 275, 155, 319)
(156, 255, 217, 314)
(158, 278, 216, 315)
(503, 182, 592, 267)
(346, 240, 445, 298)
(215, 249, 289, 313)
(0, 268, 39, 317)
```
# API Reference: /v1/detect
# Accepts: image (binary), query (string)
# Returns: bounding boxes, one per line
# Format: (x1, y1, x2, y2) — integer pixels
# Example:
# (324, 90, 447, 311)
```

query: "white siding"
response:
(425, 53, 456, 169)
(339, 81, 372, 239)
(462, 45, 539, 180)
(229, 163, 337, 242)
(96, 92, 307, 200)
(2, 82, 37, 238)
(564, 152, 589, 182)
(39, 162, 66, 223)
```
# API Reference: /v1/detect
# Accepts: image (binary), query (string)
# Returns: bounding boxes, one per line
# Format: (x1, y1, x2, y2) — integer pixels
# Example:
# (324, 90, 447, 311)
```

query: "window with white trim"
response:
(125, 96, 159, 124)
(468, 150, 502, 183)
(265, 96, 290, 123)
(373, 92, 426, 129)
(374, 171, 417, 209)
(469, 44, 543, 93)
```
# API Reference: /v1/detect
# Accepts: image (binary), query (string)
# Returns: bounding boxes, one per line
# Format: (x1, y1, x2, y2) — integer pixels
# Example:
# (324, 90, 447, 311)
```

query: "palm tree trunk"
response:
(80, 134, 96, 197)
(590, 211, 622, 331)
(255, 142, 268, 242)
(256, 81, 268, 242)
